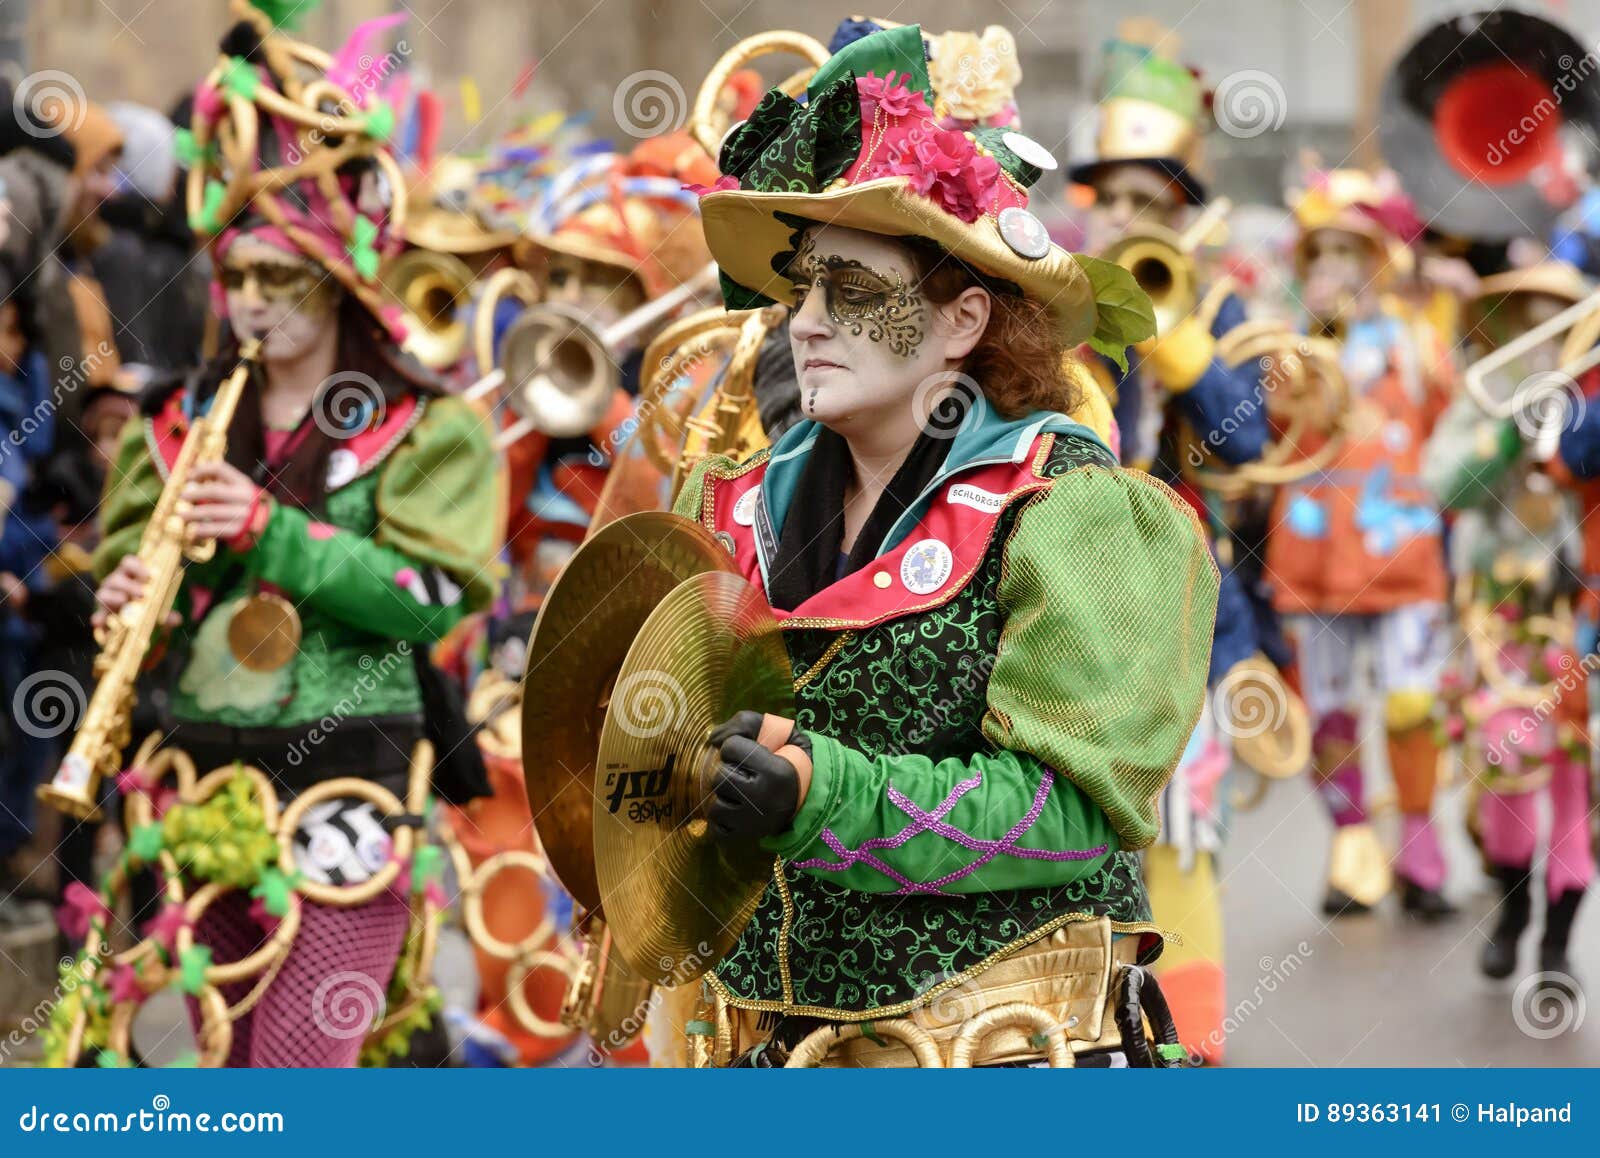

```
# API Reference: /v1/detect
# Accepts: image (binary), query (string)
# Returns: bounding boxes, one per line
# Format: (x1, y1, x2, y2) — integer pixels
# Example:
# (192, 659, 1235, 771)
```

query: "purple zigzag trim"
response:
(792, 767, 1109, 896)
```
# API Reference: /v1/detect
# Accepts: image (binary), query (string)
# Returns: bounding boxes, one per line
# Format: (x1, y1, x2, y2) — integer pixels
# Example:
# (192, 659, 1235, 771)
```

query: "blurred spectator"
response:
(92, 102, 207, 371)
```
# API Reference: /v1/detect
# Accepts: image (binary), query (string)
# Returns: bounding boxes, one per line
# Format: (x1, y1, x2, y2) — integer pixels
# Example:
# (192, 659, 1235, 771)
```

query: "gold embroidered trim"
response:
(706, 911, 1168, 1022)
(793, 631, 855, 691)
(773, 858, 797, 1007)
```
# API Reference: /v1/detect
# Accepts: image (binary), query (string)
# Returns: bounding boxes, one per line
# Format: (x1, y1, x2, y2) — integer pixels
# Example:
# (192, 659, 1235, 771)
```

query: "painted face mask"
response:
(788, 230, 928, 359)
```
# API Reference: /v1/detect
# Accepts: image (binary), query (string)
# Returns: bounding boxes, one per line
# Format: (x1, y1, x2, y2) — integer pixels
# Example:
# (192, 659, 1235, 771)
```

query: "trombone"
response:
(1463, 286, 1600, 459)
(383, 249, 477, 371)
(464, 263, 721, 447)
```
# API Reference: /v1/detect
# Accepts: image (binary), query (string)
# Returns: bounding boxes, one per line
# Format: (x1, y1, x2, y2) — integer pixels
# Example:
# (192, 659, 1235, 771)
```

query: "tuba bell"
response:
(1102, 198, 1231, 338)
(382, 249, 476, 371)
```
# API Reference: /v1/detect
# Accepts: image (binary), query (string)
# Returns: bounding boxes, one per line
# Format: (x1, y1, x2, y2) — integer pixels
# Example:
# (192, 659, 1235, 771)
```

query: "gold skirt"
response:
(688, 917, 1149, 1068)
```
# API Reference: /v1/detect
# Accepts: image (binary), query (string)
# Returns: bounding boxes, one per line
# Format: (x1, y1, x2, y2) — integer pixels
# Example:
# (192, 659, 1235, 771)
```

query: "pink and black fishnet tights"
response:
(186, 887, 409, 1067)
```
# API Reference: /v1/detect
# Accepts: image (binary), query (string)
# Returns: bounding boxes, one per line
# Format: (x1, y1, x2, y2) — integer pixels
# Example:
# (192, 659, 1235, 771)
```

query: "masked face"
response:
(1301, 229, 1380, 325)
(541, 251, 646, 329)
(1088, 163, 1185, 249)
(220, 234, 342, 362)
(786, 224, 983, 438)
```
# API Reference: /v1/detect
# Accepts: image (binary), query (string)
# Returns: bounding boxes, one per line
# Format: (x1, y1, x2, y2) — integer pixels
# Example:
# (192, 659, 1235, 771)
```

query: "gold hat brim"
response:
(1472, 262, 1589, 307)
(699, 177, 1096, 344)
(402, 206, 518, 256)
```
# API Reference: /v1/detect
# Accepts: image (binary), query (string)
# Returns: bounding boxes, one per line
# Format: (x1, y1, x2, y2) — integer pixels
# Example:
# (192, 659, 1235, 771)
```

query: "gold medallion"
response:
(227, 592, 303, 672)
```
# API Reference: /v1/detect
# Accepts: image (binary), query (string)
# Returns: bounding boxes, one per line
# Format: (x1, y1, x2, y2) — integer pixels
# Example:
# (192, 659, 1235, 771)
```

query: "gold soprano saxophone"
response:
(38, 341, 262, 820)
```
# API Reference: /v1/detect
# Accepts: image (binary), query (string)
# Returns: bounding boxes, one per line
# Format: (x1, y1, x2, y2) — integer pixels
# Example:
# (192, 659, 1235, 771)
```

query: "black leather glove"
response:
(706, 710, 812, 840)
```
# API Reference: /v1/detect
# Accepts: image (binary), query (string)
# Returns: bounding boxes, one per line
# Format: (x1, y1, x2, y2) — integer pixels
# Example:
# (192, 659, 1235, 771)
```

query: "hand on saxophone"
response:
(180, 461, 267, 544)
(92, 555, 180, 632)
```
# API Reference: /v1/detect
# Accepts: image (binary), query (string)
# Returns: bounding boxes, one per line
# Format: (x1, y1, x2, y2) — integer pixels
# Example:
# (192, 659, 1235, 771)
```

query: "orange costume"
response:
(1266, 170, 1457, 919)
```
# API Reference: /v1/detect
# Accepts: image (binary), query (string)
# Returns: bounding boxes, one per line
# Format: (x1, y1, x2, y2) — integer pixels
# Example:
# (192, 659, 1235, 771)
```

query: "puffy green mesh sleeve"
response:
(94, 415, 161, 581)
(980, 464, 1219, 849)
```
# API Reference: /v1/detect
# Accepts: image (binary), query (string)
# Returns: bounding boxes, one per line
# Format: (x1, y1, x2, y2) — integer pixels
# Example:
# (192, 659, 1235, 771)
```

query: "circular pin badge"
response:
(326, 447, 360, 490)
(1001, 131, 1058, 171)
(997, 207, 1051, 260)
(900, 538, 954, 595)
(733, 486, 760, 527)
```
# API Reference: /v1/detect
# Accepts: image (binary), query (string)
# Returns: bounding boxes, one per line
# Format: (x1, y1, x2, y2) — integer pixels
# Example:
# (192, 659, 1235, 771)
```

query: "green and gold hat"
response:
(1067, 27, 1208, 205)
(694, 24, 1153, 366)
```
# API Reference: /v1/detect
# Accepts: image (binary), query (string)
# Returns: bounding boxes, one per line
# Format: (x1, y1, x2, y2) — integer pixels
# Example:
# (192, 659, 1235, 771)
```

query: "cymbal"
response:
(521, 512, 736, 912)
(594, 570, 793, 985)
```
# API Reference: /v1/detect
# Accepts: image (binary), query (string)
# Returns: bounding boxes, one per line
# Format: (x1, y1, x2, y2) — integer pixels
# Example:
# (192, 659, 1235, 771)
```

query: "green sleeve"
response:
(768, 460, 1219, 890)
(240, 397, 499, 643)
(764, 737, 1120, 893)
(1420, 392, 1522, 511)
(92, 413, 231, 607)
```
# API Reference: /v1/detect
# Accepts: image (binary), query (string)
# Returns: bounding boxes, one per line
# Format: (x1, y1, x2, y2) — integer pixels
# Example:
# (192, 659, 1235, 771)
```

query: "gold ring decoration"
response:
(459, 850, 556, 961)
(948, 1001, 1075, 1068)
(107, 982, 233, 1069)
(471, 267, 543, 386)
(506, 947, 582, 1040)
(688, 30, 831, 158)
(785, 1018, 945, 1068)
(177, 881, 302, 990)
(1189, 323, 1350, 495)
(121, 737, 200, 830)
(276, 777, 412, 908)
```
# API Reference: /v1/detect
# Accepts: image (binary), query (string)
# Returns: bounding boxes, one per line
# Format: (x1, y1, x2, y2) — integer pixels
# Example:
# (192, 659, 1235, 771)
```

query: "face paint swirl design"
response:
(788, 232, 928, 359)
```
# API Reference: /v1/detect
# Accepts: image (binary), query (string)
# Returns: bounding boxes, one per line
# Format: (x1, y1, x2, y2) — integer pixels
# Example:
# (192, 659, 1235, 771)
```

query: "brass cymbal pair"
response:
(520, 512, 791, 991)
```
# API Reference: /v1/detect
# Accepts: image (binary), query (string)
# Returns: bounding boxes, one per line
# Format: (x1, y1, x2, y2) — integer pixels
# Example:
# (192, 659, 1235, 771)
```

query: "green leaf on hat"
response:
(348, 215, 381, 280)
(364, 100, 396, 142)
(179, 945, 213, 996)
(189, 179, 228, 235)
(1076, 254, 1157, 372)
(808, 23, 932, 107)
(127, 823, 164, 863)
(220, 56, 260, 103)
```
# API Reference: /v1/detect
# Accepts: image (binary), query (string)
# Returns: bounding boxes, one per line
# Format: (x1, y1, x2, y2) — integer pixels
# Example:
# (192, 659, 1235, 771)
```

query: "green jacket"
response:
(675, 396, 1219, 1017)
(96, 382, 498, 733)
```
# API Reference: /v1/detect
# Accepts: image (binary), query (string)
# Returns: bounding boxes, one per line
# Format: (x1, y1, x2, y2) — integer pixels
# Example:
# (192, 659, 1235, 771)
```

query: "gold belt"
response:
(691, 917, 1140, 1068)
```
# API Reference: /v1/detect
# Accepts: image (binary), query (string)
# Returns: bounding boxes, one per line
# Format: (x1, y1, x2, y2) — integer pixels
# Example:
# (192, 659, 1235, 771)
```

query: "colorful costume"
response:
(676, 25, 1218, 1067)
(1071, 31, 1272, 1063)
(43, 2, 497, 1069)
(1423, 263, 1593, 983)
(1269, 170, 1456, 917)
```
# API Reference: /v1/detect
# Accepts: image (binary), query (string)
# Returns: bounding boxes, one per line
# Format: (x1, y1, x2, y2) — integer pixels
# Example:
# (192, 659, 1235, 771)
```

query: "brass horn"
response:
(383, 249, 475, 371)
(1102, 199, 1231, 337)
(688, 31, 830, 158)
(1463, 286, 1600, 458)
(468, 263, 721, 445)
